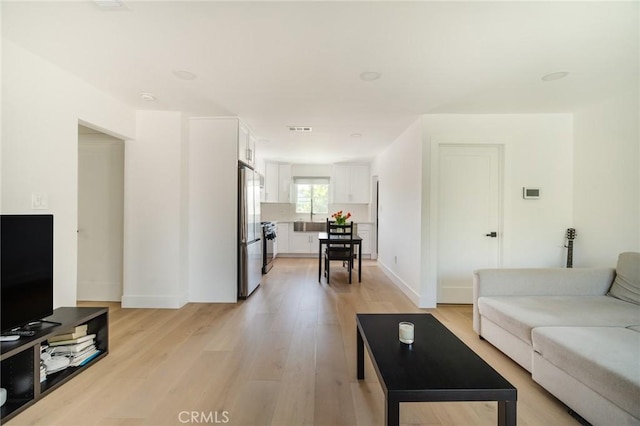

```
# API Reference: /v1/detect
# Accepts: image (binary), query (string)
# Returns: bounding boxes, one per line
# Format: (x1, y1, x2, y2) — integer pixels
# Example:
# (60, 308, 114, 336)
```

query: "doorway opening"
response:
(371, 175, 379, 260)
(77, 124, 125, 302)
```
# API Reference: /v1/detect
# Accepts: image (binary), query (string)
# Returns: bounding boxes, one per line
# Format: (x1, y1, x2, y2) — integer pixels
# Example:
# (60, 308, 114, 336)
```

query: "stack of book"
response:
(45, 324, 101, 372)
(39, 345, 48, 382)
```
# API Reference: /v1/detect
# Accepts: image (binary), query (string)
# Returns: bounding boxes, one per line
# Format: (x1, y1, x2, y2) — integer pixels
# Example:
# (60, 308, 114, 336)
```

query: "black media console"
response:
(0, 307, 109, 423)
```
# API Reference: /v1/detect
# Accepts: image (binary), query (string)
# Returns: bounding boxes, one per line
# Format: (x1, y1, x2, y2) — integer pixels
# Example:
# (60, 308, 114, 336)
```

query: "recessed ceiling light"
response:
(541, 71, 569, 82)
(140, 92, 157, 102)
(172, 70, 197, 80)
(350, 133, 362, 138)
(360, 71, 381, 82)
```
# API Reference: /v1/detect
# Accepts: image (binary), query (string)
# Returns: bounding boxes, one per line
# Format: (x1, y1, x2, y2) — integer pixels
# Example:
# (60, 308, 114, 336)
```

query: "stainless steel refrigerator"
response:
(238, 164, 262, 298)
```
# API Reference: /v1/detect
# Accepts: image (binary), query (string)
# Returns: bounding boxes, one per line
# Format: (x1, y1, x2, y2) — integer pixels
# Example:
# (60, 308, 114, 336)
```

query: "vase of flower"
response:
(331, 210, 352, 226)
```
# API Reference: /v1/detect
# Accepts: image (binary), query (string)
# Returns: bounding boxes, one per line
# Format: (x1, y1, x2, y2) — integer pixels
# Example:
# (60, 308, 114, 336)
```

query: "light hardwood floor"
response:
(10, 258, 578, 426)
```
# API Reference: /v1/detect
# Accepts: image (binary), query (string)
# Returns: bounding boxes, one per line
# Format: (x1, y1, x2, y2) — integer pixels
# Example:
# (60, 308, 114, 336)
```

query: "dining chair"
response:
(324, 219, 354, 284)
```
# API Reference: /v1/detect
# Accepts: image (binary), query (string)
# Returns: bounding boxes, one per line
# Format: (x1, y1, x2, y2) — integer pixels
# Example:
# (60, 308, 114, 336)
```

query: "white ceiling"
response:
(2, 1, 638, 163)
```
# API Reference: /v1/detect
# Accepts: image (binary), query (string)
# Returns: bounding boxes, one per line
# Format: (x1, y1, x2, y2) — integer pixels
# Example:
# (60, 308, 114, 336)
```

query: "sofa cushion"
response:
(608, 252, 640, 305)
(532, 326, 640, 419)
(477, 295, 640, 344)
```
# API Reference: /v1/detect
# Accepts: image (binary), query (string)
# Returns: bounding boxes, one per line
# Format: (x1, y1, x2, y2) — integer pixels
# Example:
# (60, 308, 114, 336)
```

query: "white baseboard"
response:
(121, 294, 187, 309)
(377, 261, 420, 306)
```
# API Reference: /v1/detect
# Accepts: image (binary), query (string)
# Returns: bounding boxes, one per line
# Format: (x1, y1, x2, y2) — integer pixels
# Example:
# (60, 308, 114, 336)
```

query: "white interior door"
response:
(437, 144, 502, 303)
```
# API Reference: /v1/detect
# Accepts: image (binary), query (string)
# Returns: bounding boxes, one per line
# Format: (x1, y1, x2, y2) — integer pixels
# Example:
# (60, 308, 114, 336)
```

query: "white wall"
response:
(180, 115, 190, 307)
(188, 118, 239, 303)
(573, 91, 640, 267)
(372, 118, 423, 305)
(122, 111, 188, 308)
(374, 114, 574, 308)
(1, 40, 135, 308)
(0, 1, 4, 212)
(291, 163, 332, 178)
(421, 114, 573, 307)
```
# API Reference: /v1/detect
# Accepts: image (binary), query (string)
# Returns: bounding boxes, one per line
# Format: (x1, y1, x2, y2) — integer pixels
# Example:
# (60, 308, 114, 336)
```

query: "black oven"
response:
(261, 221, 276, 274)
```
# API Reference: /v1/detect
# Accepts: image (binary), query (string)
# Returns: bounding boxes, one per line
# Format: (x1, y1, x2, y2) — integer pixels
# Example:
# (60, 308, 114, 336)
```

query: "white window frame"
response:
(293, 177, 330, 215)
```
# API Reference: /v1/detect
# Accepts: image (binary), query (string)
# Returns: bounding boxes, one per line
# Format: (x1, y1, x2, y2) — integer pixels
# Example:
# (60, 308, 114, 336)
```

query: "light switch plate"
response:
(32, 193, 48, 209)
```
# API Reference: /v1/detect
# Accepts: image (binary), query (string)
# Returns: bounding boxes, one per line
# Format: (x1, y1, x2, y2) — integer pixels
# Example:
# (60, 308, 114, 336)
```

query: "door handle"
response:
(485, 232, 498, 238)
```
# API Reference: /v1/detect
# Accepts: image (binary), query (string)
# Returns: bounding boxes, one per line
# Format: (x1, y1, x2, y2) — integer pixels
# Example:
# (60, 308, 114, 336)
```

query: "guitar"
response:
(565, 228, 576, 268)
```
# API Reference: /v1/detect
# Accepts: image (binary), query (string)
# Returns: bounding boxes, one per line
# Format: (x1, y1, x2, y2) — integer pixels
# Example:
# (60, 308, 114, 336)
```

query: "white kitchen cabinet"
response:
(264, 162, 280, 203)
(238, 122, 255, 167)
(310, 232, 319, 254)
(357, 223, 372, 255)
(332, 164, 370, 203)
(238, 122, 249, 163)
(332, 165, 351, 204)
(349, 165, 370, 203)
(289, 232, 310, 253)
(248, 134, 256, 165)
(287, 225, 319, 255)
(278, 164, 292, 203)
(276, 222, 289, 254)
(290, 232, 318, 253)
(263, 162, 292, 203)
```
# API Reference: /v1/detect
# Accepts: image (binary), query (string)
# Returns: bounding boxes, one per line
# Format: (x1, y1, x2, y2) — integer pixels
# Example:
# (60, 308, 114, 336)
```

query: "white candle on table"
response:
(399, 321, 414, 344)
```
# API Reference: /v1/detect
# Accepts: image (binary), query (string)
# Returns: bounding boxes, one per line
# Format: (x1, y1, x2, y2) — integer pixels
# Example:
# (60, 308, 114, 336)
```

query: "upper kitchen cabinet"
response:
(264, 162, 292, 203)
(332, 164, 370, 204)
(264, 162, 279, 202)
(249, 134, 256, 166)
(238, 122, 256, 167)
(278, 164, 292, 202)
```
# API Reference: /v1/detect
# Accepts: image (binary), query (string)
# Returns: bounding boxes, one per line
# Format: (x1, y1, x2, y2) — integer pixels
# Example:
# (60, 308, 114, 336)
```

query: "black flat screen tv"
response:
(1, 214, 54, 332)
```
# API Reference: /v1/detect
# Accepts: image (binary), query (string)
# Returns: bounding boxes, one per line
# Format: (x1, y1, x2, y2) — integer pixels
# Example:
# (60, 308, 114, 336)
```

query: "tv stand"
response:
(1, 320, 63, 339)
(26, 319, 63, 327)
(0, 307, 108, 423)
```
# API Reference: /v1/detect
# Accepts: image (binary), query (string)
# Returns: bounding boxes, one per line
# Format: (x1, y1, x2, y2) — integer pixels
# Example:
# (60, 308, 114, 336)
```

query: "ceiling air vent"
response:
(94, 0, 125, 9)
(288, 126, 313, 133)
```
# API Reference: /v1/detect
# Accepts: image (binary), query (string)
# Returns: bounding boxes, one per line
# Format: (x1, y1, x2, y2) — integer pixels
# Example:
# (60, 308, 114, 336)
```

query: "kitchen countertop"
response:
(271, 220, 374, 224)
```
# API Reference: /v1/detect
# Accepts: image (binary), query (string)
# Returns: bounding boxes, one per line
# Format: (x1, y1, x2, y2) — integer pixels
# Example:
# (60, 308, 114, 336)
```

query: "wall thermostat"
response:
(523, 187, 540, 199)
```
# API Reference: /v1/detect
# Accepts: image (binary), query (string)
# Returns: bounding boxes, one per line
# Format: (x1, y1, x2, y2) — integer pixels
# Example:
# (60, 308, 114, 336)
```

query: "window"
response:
(294, 177, 329, 215)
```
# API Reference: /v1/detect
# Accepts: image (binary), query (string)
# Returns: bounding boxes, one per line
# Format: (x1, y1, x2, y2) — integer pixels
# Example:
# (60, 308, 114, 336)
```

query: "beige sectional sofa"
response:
(473, 252, 640, 426)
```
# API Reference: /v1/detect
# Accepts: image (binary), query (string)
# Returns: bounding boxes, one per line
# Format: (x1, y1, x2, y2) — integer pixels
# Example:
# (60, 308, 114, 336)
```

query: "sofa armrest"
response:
(472, 268, 615, 333)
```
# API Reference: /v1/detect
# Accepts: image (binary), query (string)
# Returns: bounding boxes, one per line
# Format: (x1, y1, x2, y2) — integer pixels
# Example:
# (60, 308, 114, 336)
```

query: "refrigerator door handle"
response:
(239, 167, 247, 244)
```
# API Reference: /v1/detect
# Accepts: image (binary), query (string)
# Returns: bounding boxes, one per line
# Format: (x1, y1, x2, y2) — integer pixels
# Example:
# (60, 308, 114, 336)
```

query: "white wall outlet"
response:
(394, 255, 398, 264)
(31, 193, 48, 210)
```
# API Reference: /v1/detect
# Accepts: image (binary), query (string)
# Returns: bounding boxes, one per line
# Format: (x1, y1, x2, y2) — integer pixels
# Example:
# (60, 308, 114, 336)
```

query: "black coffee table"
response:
(356, 313, 517, 426)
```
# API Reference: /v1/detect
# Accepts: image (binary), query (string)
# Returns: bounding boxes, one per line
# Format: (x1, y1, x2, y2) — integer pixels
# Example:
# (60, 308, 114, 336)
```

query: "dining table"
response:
(318, 231, 362, 283)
